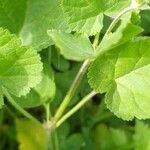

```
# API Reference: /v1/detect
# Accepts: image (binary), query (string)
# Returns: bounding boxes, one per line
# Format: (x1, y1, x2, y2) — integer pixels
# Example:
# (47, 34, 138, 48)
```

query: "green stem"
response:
(105, 0, 142, 36)
(53, 0, 144, 129)
(3, 88, 40, 124)
(53, 59, 91, 122)
(44, 103, 50, 123)
(50, 131, 59, 150)
(56, 91, 97, 128)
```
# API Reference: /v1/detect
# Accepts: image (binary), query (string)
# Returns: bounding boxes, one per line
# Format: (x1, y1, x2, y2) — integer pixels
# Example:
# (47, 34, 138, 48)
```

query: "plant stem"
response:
(3, 88, 40, 124)
(44, 103, 50, 123)
(50, 130, 59, 150)
(105, 0, 142, 36)
(53, 59, 91, 122)
(53, 0, 144, 128)
(56, 91, 97, 128)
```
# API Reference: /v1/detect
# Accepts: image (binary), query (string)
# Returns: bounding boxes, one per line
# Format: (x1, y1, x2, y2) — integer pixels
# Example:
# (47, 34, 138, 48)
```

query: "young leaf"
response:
(62, 0, 130, 35)
(96, 12, 143, 54)
(16, 119, 48, 150)
(0, 28, 42, 99)
(15, 64, 55, 108)
(88, 38, 150, 120)
(48, 30, 94, 61)
(134, 121, 150, 150)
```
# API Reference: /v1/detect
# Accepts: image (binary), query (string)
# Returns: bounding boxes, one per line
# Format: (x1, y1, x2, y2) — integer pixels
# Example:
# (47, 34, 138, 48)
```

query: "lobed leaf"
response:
(20, 0, 70, 50)
(15, 63, 55, 108)
(62, 0, 130, 35)
(48, 30, 94, 61)
(0, 0, 70, 51)
(0, 28, 42, 102)
(88, 38, 150, 120)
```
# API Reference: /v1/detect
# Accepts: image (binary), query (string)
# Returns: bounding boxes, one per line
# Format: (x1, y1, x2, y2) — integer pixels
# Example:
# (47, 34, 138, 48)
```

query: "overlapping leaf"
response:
(62, 0, 131, 35)
(0, 0, 70, 51)
(20, 0, 70, 50)
(15, 63, 55, 108)
(0, 28, 42, 105)
(48, 30, 94, 61)
(88, 38, 150, 120)
(96, 12, 143, 54)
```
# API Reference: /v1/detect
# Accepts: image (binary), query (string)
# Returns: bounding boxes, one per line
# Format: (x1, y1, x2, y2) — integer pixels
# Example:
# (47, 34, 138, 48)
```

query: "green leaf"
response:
(20, 0, 70, 50)
(96, 12, 143, 54)
(51, 47, 70, 72)
(0, 28, 42, 98)
(134, 121, 150, 150)
(63, 134, 84, 150)
(93, 124, 131, 150)
(15, 63, 55, 108)
(62, 0, 130, 35)
(0, 0, 27, 34)
(88, 38, 150, 120)
(0, 89, 4, 109)
(16, 119, 48, 150)
(48, 30, 94, 61)
(140, 9, 150, 33)
(0, 0, 70, 51)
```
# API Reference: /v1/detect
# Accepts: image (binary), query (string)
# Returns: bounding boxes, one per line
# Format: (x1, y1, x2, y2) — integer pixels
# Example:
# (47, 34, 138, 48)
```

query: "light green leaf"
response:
(62, 0, 130, 35)
(15, 63, 55, 108)
(134, 121, 150, 150)
(16, 119, 48, 150)
(0, 0, 70, 51)
(20, 0, 70, 50)
(48, 30, 94, 61)
(88, 38, 150, 120)
(0, 28, 42, 98)
(0, 0, 27, 33)
(96, 12, 143, 54)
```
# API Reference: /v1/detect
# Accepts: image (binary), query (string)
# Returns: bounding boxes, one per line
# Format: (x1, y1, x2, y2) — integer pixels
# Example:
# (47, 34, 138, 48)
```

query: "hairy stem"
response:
(56, 91, 97, 128)
(3, 88, 40, 124)
(53, 59, 91, 122)
(105, 0, 142, 36)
